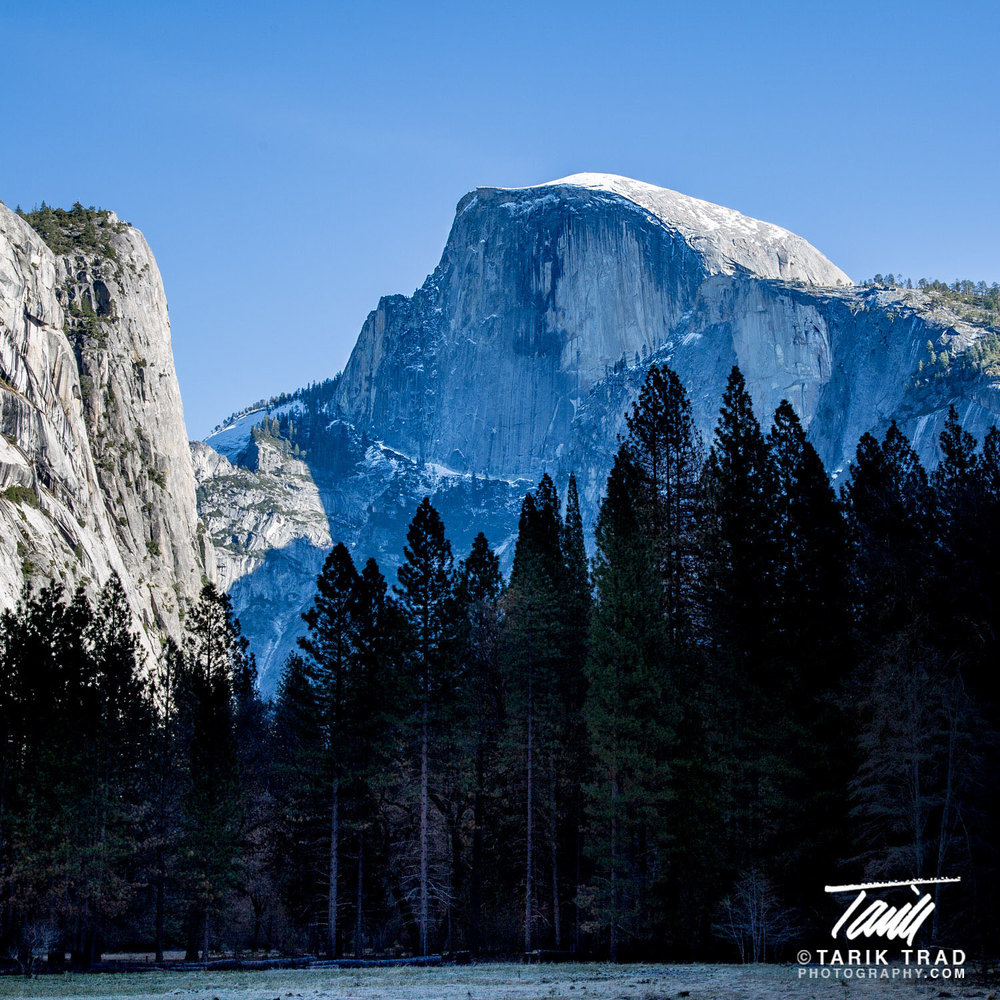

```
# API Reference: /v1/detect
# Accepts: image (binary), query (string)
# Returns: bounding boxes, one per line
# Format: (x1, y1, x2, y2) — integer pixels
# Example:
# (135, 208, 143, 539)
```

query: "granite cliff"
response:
(196, 174, 1000, 691)
(0, 202, 211, 652)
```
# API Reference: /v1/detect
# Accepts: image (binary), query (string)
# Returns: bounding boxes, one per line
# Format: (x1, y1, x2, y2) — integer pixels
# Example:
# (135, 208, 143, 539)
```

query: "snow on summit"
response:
(503, 172, 852, 287)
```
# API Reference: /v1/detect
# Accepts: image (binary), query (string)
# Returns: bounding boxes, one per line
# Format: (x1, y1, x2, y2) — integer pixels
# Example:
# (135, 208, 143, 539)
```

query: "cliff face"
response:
(0, 202, 211, 648)
(332, 175, 995, 484)
(333, 177, 850, 479)
(195, 174, 1000, 691)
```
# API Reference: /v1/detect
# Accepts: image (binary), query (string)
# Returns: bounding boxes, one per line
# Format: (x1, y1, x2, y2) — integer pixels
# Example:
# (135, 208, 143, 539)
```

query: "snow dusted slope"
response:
(194, 430, 528, 692)
(534, 173, 852, 286)
(205, 402, 305, 460)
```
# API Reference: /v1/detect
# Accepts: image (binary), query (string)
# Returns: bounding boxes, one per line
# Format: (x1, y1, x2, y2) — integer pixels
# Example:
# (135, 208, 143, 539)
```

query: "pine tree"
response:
(456, 533, 504, 956)
(505, 474, 567, 953)
(768, 400, 850, 669)
(394, 498, 457, 955)
(841, 423, 966, 922)
(176, 584, 248, 961)
(300, 542, 360, 957)
(1, 585, 77, 968)
(562, 476, 589, 619)
(77, 576, 151, 965)
(560, 474, 591, 952)
(610, 366, 720, 951)
(0, 584, 86, 966)
(585, 446, 676, 960)
(624, 364, 703, 635)
(930, 406, 987, 667)
(272, 653, 326, 934)
(766, 401, 852, 916)
(972, 425, 1000, 707)
(849, 633, 979, 886)
(148, 638, 184, 963)
(699, 367, 782, 876)
(843, 421, 932, 641)
(349, 557, 400, 956)
(231, 628, 269, 954)
(701, 367, 779, 663)
(0, 580, 156, 967)
(966, 426, 1000, 952)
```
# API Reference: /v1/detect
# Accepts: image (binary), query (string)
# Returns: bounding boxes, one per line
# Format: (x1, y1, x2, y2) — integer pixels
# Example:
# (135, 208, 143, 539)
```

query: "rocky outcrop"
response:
(196, 173, 1000, 691)
(10, 178, 990, 693)
(0, 202, 211, 650)
(194, 429, 526, 691)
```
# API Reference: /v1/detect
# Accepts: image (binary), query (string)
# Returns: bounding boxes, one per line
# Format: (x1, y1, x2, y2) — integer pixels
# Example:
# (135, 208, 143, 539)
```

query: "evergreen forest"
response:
(2, 365, 999, 970)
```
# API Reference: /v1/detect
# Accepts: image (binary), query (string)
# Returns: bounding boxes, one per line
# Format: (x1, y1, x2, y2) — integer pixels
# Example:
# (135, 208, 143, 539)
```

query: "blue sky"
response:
(4, 0, 999, 438)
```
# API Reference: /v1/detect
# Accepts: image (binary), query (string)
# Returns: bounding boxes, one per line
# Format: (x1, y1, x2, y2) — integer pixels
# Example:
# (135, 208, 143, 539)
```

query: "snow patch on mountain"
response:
(509, 173, 855, 287)
(206, 402, 305, 460)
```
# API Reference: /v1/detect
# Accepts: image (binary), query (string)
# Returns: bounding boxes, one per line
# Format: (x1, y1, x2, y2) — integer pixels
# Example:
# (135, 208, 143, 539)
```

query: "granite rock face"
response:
(195, 174, 999, 691)
(0, 202, 211, 652)
(330, 175, 996, 481)
(332, 175, 852, 480)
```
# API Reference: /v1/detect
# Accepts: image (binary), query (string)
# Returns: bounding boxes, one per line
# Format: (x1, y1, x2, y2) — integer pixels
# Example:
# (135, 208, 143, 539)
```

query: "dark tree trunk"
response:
(328, 779, 340, 958)
(184, 904, 201, 962)
(449, 812, 464, 952)
(387, 868, 420, 955)
(609, 778, 620, 963)
(525, 648, 534, 955)
(154, 859, 165, 963)
(550, 751, 561, 949)
(355, 829, 364, 957)
(574, 782, 583, 954)
(419, 699, 429, 956)
(469, 742, 485, 957)
(250, 894, 263, 953)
